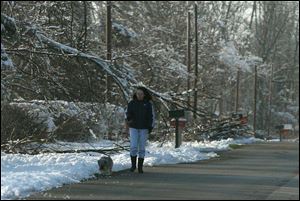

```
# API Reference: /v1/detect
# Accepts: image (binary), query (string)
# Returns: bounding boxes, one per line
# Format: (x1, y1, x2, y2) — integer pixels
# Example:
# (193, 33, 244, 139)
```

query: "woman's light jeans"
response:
(129, 128, 148, 158)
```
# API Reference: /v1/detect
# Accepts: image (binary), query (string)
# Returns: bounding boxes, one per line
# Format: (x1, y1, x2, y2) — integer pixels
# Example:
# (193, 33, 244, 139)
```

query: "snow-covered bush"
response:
(2, 100, 126, 143)
(1, 103, 48, 152)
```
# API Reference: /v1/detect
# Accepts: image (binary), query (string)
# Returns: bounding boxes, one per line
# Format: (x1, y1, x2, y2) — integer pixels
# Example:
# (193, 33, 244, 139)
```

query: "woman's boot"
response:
(138, 158, 144, 173)
(130, 155, 137, 172)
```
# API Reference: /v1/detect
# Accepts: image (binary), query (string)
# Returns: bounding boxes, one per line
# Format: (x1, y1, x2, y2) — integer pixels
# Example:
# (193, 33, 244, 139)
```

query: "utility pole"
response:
(106, 1, 112, 102)
(83, 1, 87, 51)
(187, 11, 191, 108)
(235, 67, 240, 113)
(193, 3, 198, 119)
(253, 65, 257, 135)
(267, 64, 274, 137)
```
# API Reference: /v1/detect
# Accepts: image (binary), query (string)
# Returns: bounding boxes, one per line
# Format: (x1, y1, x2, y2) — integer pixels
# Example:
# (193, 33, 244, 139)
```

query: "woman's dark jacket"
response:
(125, 99, 155, 130)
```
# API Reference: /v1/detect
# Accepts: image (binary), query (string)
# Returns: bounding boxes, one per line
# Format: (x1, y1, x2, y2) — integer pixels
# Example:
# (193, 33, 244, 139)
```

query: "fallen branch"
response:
(38, 147, 129, 154)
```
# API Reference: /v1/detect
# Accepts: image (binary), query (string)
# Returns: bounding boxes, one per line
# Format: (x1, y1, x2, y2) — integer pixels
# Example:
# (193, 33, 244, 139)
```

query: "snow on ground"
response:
(1, 137, 261, 200)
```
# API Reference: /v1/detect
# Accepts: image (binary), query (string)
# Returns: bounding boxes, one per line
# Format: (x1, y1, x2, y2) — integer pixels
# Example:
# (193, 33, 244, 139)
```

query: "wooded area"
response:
(1, 1, 299, 153)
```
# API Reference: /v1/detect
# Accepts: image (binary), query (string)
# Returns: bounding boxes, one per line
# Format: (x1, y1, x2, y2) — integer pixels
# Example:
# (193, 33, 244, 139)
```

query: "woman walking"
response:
(125, 86, 155, 173)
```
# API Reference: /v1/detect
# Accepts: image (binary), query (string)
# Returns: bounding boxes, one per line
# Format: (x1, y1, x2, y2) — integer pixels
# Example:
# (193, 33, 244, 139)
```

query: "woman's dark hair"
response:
(133, 86, 152, 101)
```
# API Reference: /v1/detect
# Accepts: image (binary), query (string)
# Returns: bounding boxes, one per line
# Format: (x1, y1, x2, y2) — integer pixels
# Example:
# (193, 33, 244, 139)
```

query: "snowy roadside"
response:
(1, 137, 262, 200)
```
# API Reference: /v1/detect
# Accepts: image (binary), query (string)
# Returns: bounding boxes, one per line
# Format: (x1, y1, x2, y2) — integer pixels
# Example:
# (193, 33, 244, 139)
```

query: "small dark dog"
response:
(97, 156, 113, 176)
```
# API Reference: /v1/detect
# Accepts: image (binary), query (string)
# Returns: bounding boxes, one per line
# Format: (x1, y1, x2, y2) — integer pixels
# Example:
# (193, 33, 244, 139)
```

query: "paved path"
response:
(28, 141, 299, 200)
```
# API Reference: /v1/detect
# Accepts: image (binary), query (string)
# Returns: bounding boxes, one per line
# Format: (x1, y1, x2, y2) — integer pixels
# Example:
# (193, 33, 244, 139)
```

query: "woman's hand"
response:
(123, 122, 129, 135)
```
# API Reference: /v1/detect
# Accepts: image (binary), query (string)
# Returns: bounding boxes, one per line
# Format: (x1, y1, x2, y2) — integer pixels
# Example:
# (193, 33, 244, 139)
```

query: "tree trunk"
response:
(106, 1, 112, 102)
(187, 11, 191, 107)
(193, 3, 198, 119)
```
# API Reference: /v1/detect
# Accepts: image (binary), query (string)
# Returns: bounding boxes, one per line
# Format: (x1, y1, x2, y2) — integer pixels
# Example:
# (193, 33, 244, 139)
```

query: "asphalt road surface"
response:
(28, 141, 299, 200)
